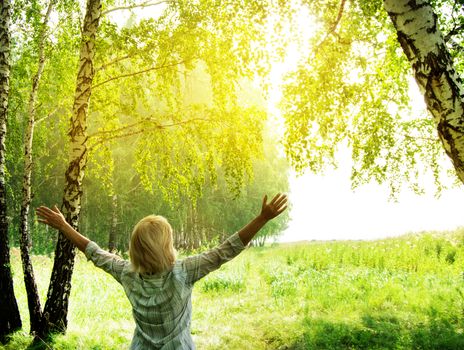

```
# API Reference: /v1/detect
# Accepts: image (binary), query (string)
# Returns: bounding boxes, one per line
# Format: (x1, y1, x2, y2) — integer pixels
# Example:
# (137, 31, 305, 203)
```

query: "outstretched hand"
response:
(237, 193, 288, 245)
(260, 193, 288, 221)
(36, 205, 90, 252)
(36, 205, 68, 231)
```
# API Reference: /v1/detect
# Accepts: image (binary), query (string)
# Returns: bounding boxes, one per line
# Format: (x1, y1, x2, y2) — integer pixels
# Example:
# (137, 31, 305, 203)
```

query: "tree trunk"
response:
(108, 194, 118, 252)
(186, 204, 198, 250)
(38, 0, 102, 338)
(0, 0, 22, 342)
(383, 0, 464, 184)
(19, 0, 55, 335)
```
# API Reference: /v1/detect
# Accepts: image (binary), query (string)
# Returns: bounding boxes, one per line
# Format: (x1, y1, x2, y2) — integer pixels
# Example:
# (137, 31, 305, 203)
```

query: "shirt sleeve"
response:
(181, 232, 246, 284)
(84, 241, 129, 284)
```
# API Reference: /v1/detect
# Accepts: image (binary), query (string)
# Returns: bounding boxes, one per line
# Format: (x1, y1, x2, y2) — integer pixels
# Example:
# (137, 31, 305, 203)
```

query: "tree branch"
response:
(36, 101, 70, 124)
(329, 0, 346, 34)
(35, 108, 58, 124)
(102, 0, 171, 16)
(403, 134, 438, 142)
(125, 180, 142, 194)
(443, 0, 464, 42)
(89, 127, 148, 149)
(314, 0, 347, 53)
(88, 116, 212, 150)
(95, 54, 131, 72)
(89, 116, 211, 138)
(444, 24, 464, 42)
(35, 174, 63, 188)
(89, 117, 153, 138)
(92, 58, 193, 89)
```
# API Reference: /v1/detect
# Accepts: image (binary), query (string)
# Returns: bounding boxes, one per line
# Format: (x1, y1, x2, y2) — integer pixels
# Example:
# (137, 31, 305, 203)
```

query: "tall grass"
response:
(3, 228, 464, 349)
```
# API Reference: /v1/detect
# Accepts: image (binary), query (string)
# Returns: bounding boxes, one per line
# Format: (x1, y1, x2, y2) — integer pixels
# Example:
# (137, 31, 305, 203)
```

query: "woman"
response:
(36, 193, 287, 349)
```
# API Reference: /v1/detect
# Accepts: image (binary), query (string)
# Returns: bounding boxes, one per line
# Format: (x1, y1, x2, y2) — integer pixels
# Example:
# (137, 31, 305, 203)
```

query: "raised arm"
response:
(182, 193, 288, 284)
(35, 205, 90, 252)
(238, 193, 288, 246)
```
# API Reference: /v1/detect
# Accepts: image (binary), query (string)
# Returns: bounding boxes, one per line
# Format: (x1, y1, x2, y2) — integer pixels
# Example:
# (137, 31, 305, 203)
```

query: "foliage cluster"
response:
(5, 228, 464, 349)
(280, 0, 464, 196)
(5, 0, 290, 254)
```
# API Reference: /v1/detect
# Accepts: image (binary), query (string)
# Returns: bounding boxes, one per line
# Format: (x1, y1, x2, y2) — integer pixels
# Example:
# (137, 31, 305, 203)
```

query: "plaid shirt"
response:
(85, 232, 245, 350)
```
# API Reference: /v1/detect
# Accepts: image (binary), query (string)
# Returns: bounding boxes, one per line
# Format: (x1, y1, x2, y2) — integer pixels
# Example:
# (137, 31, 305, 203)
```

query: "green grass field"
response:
(4, 229, 464, 349)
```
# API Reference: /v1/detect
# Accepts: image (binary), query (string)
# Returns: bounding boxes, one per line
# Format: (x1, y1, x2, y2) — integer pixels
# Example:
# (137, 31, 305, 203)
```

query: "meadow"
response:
(4, 229, 464, 350)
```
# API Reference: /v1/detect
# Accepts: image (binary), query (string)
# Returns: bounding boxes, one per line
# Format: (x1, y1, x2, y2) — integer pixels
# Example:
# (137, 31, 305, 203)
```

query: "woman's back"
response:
(123, 262, 195, 349)
(85, 233, 246, 349)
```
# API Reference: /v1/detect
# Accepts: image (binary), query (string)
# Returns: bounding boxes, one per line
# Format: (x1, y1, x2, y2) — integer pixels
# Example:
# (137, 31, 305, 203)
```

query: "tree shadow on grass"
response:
(279, 312, 464, 350)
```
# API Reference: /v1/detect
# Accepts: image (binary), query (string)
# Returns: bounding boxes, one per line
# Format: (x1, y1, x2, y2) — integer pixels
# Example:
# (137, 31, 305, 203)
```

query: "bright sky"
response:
(280, 161, 464, 243)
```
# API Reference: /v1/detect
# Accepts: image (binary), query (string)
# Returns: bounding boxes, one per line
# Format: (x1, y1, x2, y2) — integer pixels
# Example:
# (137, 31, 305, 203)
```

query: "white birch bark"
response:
(384, 0, 464, 183)
(0, 0, 22, 340)
(19, 0, 56, 335)
(39, 0, 102, 337)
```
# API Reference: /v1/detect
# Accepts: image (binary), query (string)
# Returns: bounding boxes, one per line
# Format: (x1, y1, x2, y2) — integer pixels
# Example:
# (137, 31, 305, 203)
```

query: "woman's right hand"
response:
(260, 193, 288, 221)
(36, 205, 68, 231)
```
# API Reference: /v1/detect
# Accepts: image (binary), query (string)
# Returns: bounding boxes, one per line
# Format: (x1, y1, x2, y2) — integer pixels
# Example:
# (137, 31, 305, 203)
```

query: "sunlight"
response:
(6, 1, 464, 348)
(280, 68, 464, 243)
(265, 4, 318, 135)
(280, 159, 464, 242)
(105, 0, 464, 245)
(264, 3, 464, 243)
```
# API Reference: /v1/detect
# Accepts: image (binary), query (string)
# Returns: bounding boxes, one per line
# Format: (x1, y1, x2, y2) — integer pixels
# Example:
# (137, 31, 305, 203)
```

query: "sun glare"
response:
(264, 4, 464, 244)
(106, 1, 464, 244)
(266, 4, 318, 134)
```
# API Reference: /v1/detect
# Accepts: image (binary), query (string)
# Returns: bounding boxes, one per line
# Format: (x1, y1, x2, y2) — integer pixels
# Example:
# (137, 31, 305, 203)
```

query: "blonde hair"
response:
(129, 215, 176, 274)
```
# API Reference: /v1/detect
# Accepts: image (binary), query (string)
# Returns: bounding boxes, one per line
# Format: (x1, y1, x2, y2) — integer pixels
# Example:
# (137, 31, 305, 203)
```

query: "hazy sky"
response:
(275, 79, 464, 242)
(280, 166, 464, 242)
(271, 29, 464, 242)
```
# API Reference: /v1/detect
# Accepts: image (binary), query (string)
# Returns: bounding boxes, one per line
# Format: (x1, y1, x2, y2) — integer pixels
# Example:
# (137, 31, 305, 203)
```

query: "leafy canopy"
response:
(280, 0, 464, 196)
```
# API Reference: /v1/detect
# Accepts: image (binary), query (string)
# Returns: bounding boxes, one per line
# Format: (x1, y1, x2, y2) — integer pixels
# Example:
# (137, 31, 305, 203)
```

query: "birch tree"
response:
(38, 0, 102, 337)
(0, 0, 22, 342)
(280, 0, 464, 194)
(19, 0, 55, 335)
(383, 0, 464, 183)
